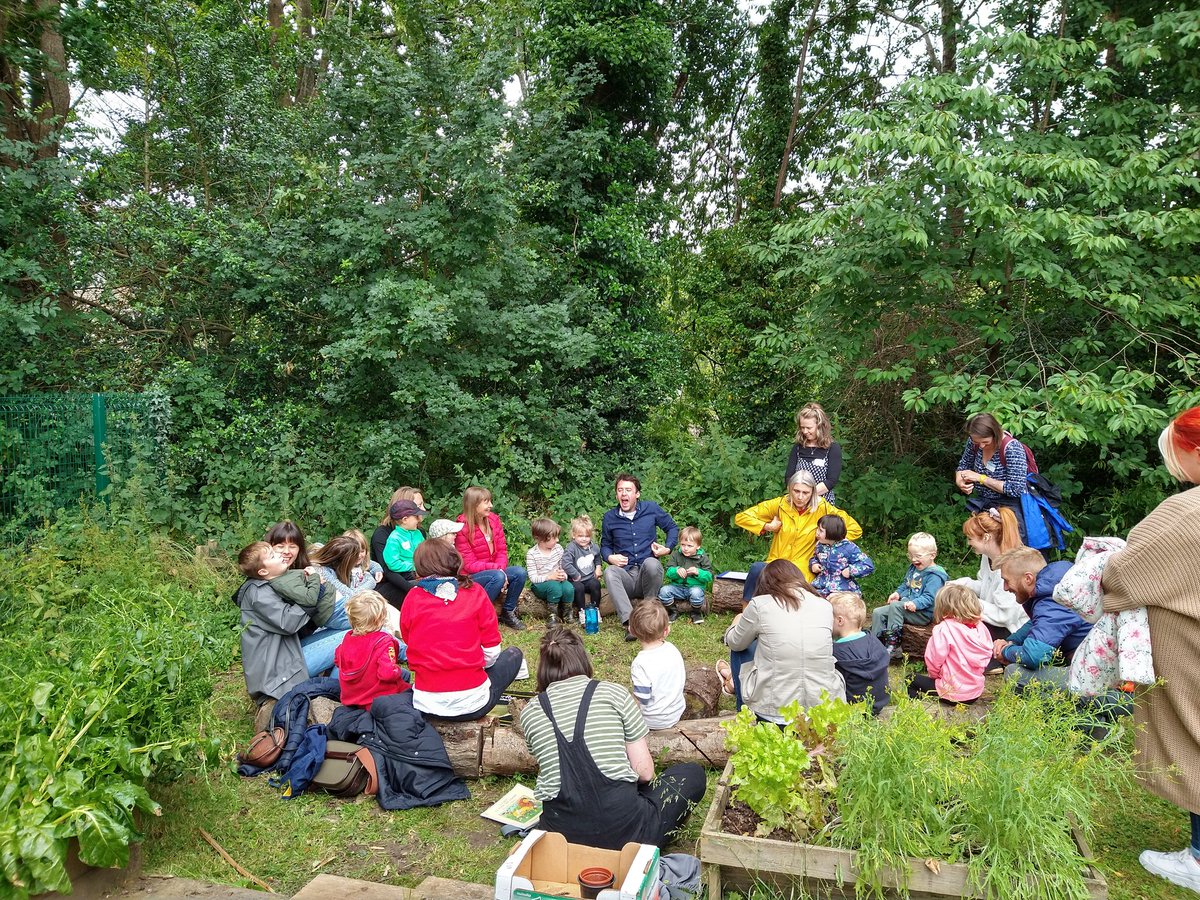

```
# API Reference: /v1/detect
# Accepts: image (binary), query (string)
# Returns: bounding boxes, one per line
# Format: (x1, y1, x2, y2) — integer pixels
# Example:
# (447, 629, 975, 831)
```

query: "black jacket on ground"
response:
(330, 692, 470, 810)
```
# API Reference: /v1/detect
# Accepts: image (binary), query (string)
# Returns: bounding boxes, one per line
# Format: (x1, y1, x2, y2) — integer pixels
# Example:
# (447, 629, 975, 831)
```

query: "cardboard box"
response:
(495, 830, 661, 900)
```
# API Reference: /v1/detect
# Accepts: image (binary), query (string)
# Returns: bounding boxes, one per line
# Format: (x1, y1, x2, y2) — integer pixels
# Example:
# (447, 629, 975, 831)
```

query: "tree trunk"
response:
(306, 699, 733, 778)
(683, 666, 723, 719)
(773, 1, 821, 208)
(710, 577, 746, 613)
(267, 0, 284, 42)
(940, 0, 963, 243)
(432, 715, 732, 778)
(33, 0, 70, 160)
(294, 0, 318, 103)
(940, 0, 958, 75)
(0, 4, 24, 160)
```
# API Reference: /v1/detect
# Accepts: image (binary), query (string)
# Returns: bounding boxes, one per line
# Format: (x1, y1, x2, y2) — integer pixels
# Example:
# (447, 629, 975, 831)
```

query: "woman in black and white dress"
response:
(784, 402, 842, 503)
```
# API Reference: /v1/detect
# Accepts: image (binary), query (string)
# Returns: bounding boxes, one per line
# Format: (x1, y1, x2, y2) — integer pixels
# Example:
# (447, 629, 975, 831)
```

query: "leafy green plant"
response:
(833, 695, 963, 895)
(722, 696, 863, 841)
(0, 516, 239, 897)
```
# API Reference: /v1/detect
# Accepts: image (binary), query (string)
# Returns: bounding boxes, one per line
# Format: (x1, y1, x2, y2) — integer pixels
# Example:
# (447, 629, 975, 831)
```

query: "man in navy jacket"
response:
(994, 547, 1091, 686)
(601, 474, 679, 640)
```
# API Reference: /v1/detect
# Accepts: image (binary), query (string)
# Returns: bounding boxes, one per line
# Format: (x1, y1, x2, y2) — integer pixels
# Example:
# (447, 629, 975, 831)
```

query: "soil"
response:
(720, 798, 799, 843)
(47, 872, 268, 900)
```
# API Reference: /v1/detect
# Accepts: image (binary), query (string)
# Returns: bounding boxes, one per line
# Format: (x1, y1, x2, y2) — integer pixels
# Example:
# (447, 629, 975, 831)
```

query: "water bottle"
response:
(584, 606, 600, 634)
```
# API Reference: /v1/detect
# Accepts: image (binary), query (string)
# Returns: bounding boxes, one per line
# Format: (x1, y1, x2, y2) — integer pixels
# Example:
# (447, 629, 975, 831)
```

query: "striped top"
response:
(525, 543, 565, 583)
(520, 676, 649, 800)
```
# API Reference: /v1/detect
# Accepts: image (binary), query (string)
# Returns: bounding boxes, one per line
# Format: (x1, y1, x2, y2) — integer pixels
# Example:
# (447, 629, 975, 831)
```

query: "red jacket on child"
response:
(335, 631, 409, 708)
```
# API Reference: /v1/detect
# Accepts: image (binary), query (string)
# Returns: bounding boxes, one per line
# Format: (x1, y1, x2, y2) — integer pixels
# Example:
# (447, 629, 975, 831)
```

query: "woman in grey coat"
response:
(236, 573, 351, 703)
(237, 577, 312, 703)
(722, 559, 845, 723)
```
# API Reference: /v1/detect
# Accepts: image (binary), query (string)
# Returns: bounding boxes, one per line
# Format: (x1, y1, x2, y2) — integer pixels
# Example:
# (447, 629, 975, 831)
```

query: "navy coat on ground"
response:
(330, 692, 470, 810)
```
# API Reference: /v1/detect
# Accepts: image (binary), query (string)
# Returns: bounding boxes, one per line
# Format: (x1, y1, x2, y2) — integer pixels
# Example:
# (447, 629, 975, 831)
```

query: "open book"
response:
(481, 783, 542, 828)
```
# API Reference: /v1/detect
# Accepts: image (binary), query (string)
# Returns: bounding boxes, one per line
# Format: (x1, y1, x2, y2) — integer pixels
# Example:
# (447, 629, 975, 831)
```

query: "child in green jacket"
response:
(658, 526, 714, 624)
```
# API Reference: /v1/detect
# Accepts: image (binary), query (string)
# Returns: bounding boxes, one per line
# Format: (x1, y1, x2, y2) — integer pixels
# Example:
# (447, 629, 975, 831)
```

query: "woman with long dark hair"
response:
(259, 520, 349, 676)
(265, 520, 310, 570)
(455, 486, 528, 631)
(954, 412, 1030, 516)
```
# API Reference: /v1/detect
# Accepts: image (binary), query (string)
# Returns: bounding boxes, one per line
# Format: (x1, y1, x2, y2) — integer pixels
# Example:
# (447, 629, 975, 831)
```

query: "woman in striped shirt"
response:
(519, 627, 706, 850)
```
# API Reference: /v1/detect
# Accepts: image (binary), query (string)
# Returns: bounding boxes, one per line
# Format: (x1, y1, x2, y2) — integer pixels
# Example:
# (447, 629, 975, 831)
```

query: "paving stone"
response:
(411, 876, 493, 899)
(291, 874, 413, 900)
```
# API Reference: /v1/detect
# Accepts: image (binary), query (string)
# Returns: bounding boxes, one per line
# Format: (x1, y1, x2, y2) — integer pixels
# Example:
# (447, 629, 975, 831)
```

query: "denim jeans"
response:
(301, 625, 349, 677)
(322, 597, 350, 632)
(473, 566, 528, 611)
(742, 561, 767, 602)
(728, 639, 757, 711)
(659, 584, 706, 608)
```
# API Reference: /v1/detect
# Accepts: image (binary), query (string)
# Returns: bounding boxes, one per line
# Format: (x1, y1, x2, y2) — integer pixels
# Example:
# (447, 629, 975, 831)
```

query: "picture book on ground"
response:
(481, 783, 542, 828)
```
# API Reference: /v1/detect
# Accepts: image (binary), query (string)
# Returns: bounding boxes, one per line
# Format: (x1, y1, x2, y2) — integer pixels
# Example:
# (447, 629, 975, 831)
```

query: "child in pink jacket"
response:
(907, 583, 992, 704)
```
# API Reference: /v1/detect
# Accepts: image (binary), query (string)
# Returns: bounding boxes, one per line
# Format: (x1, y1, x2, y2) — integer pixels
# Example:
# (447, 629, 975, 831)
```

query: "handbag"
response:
(238, 726, 286, 768)
(311, 740, 378, 798)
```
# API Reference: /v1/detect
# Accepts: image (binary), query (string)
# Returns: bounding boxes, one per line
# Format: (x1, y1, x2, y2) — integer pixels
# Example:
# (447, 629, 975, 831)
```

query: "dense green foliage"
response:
(719, 688, 1130, 900)
(0, 516, 238, 897)
(2, 0, 1198, 547)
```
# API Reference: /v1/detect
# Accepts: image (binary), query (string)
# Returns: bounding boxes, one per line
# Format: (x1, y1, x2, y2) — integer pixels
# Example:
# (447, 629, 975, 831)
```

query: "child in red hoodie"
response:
(335, 590, 410, 708)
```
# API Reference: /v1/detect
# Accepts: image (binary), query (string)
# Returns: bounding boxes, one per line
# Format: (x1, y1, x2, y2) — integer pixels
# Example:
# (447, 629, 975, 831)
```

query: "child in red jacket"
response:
(335, 590, 410, 708)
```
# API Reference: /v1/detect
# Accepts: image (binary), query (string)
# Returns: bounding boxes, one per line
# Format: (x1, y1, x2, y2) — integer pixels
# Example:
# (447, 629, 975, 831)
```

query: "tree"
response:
(759, 0, 1200, 521)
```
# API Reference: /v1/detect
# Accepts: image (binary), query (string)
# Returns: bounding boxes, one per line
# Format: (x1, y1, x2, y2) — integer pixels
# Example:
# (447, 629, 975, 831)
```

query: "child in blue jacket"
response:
(870, 532, 948, 656)
(810, 515, 874, 596)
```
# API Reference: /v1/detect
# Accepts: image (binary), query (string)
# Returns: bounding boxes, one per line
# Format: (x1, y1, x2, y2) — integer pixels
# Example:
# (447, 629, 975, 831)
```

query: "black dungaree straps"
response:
(536, 680, 657, 850)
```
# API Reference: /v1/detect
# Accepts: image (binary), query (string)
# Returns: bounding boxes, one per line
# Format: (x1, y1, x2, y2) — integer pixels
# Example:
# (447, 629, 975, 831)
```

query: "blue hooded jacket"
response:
(1001, 560, 1091, 669)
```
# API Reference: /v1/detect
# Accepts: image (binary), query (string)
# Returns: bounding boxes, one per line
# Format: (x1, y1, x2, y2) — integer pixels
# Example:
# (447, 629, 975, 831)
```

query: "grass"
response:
(139, 537, 1193, 899)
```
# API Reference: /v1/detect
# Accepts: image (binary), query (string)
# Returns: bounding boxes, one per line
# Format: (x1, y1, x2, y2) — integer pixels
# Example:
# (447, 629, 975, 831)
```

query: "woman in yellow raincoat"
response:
(735, 470, 862, 601)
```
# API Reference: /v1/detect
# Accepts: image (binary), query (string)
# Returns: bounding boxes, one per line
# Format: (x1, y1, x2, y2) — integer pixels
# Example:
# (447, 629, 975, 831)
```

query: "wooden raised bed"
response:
(699, 762, 1107, 900)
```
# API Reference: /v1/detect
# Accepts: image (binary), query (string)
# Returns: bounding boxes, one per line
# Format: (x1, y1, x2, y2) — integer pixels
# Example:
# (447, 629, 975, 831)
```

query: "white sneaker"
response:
(578, 608, 586, 626)
(1140, 849, 1200, 893)
(515, 659, 530, 680)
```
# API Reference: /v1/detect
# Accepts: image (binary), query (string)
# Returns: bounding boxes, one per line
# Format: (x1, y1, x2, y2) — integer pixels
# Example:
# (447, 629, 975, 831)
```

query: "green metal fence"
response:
(0, 393, 167, 537)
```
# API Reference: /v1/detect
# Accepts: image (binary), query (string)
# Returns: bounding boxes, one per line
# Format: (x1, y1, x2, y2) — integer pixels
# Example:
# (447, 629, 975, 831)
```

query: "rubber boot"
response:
(499, 608, 526, 631)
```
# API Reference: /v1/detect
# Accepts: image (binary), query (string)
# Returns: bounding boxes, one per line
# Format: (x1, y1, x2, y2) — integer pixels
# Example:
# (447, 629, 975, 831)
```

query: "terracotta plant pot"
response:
(577, 865, 615, 899)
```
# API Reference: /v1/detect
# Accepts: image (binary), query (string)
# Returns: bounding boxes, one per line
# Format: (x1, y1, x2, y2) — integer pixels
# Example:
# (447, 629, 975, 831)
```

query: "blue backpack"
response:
(1021, 474, 1073, 551)
(272, 723, 328, 798)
